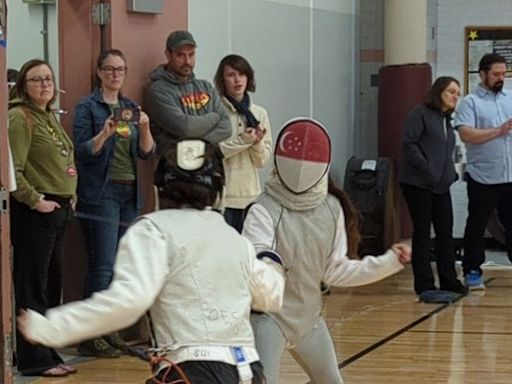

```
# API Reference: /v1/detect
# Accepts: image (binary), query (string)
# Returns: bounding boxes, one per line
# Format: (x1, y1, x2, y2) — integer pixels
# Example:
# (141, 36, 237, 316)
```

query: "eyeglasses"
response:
(100, 66, 127, 75)
(26, 77, 54, 86)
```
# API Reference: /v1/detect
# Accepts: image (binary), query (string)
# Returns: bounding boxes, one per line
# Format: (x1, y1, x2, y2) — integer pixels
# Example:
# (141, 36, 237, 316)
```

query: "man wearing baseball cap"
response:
(146, 30, 232, 156)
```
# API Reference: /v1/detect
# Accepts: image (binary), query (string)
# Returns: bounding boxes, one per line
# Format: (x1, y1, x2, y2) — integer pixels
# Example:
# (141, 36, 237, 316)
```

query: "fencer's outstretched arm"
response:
(323, 209, 407, 287)
(243, 203, 407, 289)
(18, 219, 169, 348)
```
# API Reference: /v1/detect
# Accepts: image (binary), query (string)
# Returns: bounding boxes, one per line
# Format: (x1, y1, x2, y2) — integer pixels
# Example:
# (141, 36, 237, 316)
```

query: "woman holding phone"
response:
(73, 49, 154, 357)
(214, 54, 272, 232)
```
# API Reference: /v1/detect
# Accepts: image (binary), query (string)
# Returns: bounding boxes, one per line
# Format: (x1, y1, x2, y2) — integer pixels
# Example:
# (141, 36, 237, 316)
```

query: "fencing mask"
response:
(274, 117, 331, 193)
(154, 139, 225, 196)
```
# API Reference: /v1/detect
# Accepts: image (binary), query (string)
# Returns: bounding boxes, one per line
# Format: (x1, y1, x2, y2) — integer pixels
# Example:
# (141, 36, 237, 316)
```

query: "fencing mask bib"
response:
(274, 118, 331, 193)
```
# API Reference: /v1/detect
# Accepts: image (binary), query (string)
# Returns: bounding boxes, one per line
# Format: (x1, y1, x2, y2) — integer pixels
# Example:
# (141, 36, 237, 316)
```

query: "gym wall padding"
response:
(378, 63, 432, 237)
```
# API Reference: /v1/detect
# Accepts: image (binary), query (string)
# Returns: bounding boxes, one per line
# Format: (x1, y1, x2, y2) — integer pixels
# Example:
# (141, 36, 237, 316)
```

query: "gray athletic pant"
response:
(251, 313, 344, 384)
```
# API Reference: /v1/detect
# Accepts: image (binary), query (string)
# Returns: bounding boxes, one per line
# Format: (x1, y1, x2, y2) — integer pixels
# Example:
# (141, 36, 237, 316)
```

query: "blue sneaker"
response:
(464, 270, 485, 290)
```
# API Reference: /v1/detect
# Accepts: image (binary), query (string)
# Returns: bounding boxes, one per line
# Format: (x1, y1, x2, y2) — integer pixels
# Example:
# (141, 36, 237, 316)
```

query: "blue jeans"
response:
(77, 181, 138, 298)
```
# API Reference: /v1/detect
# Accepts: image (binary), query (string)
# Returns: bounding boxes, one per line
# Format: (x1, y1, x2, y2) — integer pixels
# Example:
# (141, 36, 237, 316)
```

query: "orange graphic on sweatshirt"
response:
(180, 92, 210, 110)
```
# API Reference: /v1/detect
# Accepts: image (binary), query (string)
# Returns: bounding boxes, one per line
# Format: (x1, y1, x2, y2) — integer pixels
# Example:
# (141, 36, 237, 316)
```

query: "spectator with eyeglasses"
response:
(8, 59, 78, 377)
(72, 49, 155, 358)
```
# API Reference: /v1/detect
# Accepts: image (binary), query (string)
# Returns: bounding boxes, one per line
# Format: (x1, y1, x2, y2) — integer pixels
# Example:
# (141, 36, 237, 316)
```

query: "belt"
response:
(109, 179, 135, 185)
(161, 345, 259, 365)
(43, 193, 72, 207)
(158, 346, 258, 384)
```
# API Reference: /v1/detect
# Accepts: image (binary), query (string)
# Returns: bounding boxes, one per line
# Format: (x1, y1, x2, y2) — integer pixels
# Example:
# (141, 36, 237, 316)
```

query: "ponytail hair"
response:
(328, 176, 361, 259)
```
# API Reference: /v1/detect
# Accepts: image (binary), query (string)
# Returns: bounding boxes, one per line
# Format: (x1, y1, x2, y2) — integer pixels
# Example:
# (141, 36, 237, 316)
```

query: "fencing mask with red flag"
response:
(274, 117, 331, 193)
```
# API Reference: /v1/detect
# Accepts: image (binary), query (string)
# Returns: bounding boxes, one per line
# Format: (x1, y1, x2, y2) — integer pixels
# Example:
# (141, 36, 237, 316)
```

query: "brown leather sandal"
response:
(41, 366, 68, 377)
(58, 364, 77, 374)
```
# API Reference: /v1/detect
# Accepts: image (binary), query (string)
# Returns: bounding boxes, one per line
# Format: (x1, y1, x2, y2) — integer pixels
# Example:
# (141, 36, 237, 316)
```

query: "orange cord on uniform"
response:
(148, 354, 192, 384)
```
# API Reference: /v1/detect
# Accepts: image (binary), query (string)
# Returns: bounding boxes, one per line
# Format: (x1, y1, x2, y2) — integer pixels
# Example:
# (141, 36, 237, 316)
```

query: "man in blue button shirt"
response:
(454, 53, 512, 290)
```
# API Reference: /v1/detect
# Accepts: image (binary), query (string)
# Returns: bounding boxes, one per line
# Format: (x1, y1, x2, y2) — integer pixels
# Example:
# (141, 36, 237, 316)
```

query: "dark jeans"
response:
(224, 207, 245, 233)
(11, 196, 71, 374)
(146, 360, 266, 384)
(401, 184, 459, 294)
(463, 175, 512, 275)
(77, 182, 138, 298)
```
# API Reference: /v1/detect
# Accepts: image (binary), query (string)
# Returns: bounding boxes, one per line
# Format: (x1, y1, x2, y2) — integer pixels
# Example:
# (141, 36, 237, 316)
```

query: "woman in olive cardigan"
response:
(9, 59, 77, 377)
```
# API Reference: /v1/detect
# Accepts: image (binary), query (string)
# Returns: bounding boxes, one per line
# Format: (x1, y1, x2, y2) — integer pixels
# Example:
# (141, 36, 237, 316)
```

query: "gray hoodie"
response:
(146, 65, 232, 153)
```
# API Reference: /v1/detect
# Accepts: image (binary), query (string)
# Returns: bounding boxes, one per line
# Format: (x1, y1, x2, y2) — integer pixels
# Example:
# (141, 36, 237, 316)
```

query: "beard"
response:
(486, 78, 504, 93)
(492, 81, 504, 93)
(178, 65, 192, 74)
(168, 62, 193, 79)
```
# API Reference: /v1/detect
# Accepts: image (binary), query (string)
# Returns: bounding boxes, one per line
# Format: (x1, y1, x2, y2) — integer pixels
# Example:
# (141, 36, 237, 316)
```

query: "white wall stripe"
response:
(309, 0, 314, 117)
(227, 0, 232, 52)
(261, 0, 358, 15)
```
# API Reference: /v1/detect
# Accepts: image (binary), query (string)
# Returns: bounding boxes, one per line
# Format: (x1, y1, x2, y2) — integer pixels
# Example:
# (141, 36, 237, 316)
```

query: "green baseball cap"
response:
(166, 30, 197, 51)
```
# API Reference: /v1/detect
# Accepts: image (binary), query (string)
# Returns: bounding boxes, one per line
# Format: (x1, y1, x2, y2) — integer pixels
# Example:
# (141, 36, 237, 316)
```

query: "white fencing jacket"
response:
(22, 208, 285, 366)
(243, 179, 403, 346)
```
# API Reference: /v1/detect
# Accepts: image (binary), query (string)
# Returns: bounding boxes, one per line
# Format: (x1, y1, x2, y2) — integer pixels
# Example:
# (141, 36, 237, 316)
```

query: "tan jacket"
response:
(219, 97, 272, 209)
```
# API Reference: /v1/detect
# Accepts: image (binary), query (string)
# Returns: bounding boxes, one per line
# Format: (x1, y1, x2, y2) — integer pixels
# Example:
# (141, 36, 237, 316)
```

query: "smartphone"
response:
(113, 107, 140, 123)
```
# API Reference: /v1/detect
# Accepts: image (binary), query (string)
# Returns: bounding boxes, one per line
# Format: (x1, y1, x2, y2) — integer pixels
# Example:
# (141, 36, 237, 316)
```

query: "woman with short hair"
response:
(214, 54, 272, 232)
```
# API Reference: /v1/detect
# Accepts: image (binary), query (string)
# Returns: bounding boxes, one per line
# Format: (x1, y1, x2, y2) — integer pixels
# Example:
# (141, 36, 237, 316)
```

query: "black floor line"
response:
(337, 277, 495, 370)
(337, 301, 451, 369)
(303, 277, 495, 383)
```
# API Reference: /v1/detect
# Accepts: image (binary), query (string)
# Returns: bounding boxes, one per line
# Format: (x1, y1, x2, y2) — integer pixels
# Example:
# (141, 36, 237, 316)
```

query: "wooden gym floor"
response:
(18, 262, 512, 384)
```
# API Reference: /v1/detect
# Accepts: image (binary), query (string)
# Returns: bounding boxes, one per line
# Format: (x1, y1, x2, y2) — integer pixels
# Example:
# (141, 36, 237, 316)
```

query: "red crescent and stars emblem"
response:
(275, 121, 330, 163)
